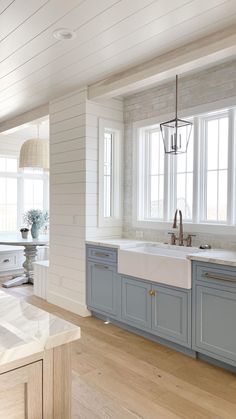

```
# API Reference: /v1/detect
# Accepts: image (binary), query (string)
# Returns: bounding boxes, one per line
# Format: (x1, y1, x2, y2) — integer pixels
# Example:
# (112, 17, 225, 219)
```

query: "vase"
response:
(21, 231, 29, 239)
(31, 222, 40, 239)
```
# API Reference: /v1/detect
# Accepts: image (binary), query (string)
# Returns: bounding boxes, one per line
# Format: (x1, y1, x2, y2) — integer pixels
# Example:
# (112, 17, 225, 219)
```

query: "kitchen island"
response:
(0, 290, 80, 419)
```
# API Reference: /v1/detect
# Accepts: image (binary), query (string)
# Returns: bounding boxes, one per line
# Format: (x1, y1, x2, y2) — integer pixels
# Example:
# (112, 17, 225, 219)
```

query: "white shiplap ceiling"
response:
(1, 0, 236, 123)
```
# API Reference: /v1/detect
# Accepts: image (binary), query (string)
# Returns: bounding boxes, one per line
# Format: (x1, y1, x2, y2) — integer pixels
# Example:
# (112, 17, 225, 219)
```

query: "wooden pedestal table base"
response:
(0, 236, 48, 288)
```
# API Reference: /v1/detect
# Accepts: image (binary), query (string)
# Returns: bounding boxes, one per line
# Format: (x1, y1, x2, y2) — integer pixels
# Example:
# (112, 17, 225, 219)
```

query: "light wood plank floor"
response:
(4, 285, 236, 419)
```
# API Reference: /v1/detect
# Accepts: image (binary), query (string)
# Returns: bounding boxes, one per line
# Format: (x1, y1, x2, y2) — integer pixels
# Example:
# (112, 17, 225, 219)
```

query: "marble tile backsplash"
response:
(123, 59, 236, 251)
(122, 227, 236, 251)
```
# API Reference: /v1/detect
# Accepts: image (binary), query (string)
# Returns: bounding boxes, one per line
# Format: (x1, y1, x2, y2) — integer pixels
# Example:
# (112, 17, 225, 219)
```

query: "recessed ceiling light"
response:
(53, 28, 76, 41)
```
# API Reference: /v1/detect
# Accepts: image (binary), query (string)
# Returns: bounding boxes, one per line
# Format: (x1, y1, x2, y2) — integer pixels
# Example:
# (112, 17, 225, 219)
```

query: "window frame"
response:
(133, 105, 236, 235)
(0, 155, 49, 234)
(98, 118, 123, 228)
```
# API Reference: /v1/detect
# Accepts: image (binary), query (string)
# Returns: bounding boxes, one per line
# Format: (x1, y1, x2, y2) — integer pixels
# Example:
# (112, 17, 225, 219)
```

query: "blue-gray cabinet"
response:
(151, 284, 190, 347)
(192, 261, 236, 366)
(120, 277, 191, 347)
(87, 260, 119, 317)
(121, 276, 152, 329)
(86, 244, 191, 349)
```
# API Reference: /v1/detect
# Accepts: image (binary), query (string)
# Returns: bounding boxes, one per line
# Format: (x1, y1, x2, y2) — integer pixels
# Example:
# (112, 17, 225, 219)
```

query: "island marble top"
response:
(0, 291, 80, 366)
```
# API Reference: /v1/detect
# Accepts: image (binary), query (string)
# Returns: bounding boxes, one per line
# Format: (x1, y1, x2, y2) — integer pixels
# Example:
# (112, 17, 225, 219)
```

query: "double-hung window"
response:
(136, 107, 235, 230)
(99, 119, 123, 227)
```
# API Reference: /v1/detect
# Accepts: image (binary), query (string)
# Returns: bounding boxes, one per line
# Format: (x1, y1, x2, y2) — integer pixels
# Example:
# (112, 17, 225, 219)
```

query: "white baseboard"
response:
(47, 291, 91, 317)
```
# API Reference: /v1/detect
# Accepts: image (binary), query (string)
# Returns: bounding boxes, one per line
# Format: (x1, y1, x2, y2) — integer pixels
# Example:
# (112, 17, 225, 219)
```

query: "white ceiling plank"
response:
(0, 0, 49, 41)
(0, 0, 115, 77)
(0, 0, 85, 65)
(0, 0, 151, 83)
(0, 0, 233, 106)
(0, 0, 15, 15)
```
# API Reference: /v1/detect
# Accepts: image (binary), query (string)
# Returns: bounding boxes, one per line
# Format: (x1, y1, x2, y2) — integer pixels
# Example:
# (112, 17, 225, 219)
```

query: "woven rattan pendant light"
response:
(19, 124, 49, 171)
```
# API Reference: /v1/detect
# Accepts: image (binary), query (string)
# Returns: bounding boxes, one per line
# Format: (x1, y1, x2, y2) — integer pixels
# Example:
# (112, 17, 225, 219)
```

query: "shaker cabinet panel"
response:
(0, 361, 43, 419)
(151, 285, 190, 346)
(193, 283, 236, 362)
(87, 261, 118, 317)
(121, 276, 152, 329)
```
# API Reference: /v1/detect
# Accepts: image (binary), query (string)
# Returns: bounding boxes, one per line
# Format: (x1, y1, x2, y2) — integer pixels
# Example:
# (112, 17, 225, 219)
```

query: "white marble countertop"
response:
(0, 291, 80, 366)
(187, 250, 236, 267)
(86, 238, 145, 249)
(86, 238, 236, 267)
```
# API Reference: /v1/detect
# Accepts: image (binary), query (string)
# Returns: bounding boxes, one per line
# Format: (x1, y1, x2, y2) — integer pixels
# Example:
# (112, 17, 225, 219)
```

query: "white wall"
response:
(48, 89, 123, 316)
(123, 58, 236, 249)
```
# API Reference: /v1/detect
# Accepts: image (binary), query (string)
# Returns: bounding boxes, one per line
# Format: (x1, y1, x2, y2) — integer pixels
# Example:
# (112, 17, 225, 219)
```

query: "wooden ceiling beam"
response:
(88, 24, 236, 99)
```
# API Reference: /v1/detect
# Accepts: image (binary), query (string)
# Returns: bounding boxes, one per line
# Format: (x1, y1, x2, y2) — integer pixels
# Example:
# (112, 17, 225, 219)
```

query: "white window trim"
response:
(98, 118, 123, 228)
(132, 99, 236, 235)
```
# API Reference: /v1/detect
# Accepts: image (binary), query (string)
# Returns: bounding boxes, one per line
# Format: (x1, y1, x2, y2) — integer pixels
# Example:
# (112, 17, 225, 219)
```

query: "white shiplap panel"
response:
(49, 88, 89, 316)
(51, 138, 86, 153)
(50, 126, 86, 144)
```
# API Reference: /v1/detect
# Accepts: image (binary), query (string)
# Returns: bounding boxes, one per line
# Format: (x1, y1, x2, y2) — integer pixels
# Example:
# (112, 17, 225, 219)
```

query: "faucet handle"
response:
(186, 234, 196, 247)
(168, 232, 176, 245)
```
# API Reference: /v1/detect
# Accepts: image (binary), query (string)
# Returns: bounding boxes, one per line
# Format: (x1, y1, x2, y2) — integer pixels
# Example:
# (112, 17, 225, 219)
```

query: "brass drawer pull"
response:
(94, 263, 109, 270)
(94, 252, 110, 258)
(204, 272, 236, 283)
(149, 290, 156, 296)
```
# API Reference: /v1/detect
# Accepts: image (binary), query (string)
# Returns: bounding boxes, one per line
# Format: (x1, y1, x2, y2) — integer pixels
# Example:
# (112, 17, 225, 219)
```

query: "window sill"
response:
(134, 219, 236, 235)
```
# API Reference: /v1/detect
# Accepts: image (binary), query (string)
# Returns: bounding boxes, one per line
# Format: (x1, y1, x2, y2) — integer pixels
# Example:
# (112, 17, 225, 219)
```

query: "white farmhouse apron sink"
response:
(118, 243, 203, 289)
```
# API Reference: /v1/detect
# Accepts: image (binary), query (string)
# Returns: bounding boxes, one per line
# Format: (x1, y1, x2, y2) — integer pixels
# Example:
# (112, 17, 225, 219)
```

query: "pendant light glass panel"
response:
(160, 118, 192, 155)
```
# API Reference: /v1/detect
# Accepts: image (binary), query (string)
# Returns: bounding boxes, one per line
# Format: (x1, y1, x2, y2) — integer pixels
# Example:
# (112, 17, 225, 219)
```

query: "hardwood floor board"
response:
(72, 373, 141, 419)
(3, 286, 236, 419)
(82, 367, 181, 419)
(72, 336, 236, 419)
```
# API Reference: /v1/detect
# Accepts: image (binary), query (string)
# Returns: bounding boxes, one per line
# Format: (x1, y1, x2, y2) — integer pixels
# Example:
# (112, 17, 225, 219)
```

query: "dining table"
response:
(0, 235, 48, 288)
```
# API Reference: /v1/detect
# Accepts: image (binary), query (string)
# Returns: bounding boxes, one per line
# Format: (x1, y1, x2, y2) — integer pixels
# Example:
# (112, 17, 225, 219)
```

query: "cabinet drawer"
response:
(0, 253, 19, 271)
(194, 262, 236, 288)
(87, 246, 117, 264)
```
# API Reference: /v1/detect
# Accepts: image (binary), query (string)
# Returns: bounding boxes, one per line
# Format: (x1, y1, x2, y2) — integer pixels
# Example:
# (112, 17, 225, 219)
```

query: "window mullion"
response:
(192, 117, 200, 224)
(228, 109, 235, 224)
(163, 127, 170, 220)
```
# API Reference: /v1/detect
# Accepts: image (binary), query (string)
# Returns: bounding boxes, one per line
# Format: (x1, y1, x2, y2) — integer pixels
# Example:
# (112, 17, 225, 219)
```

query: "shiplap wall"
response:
(48, 88, 88, 315)
(48, 88, 123, 316)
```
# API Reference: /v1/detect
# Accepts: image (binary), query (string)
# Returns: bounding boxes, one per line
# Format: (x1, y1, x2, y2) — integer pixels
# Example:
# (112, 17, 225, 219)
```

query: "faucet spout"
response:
(172, 209, 184, 246)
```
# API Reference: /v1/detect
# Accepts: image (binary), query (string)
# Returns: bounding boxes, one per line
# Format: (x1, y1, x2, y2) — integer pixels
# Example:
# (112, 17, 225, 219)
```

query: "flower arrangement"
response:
(24, 209, 49, 239)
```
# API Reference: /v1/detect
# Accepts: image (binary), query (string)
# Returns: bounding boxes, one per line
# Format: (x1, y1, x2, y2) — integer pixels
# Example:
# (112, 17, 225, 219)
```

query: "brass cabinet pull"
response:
(94, 263, 109, 270)
(149, 290, 156, 296)
(204, 272, 236, 283)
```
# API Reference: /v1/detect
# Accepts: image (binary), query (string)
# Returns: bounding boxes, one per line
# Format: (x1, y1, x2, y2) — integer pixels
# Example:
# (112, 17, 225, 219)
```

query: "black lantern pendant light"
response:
(160, 75, 193, 155)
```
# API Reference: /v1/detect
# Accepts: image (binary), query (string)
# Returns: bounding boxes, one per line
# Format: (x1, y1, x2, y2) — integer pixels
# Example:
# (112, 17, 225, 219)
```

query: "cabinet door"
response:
(193, 284, 236, 363)
(151, 285, 190, 347)
(87, 261, 118, 316)
(0, 361, 42, 419)
(121, 276, 151, 329)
